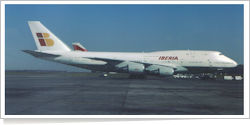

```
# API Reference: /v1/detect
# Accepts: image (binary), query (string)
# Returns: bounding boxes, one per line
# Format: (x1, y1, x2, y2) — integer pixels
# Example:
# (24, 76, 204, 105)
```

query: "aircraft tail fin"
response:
(28, 21, 71, 52)
(72, 42, 88, 52)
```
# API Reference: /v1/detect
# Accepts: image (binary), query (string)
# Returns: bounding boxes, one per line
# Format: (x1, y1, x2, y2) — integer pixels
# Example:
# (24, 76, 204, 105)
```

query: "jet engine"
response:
(115, 61, 145, 74)
(146, 65, 174, 76)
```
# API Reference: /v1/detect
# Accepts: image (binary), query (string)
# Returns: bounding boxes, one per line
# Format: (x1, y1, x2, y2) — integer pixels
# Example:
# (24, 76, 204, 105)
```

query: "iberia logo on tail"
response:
(36, 33, 54, 46)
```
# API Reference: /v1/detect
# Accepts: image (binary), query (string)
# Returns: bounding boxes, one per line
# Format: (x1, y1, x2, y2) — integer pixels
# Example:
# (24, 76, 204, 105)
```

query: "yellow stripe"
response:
(43, 33, 50, 38)
(45, 39, 54, 46)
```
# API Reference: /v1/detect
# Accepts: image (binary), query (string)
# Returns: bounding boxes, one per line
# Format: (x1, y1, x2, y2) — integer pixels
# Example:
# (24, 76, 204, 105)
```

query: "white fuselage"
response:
(40, 50, 237, 74)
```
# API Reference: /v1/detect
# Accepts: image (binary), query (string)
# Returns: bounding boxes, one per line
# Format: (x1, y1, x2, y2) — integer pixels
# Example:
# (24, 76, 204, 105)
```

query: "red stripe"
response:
(39, 39, 46, 46)
(73, 45, 87, 52)
(36, 33, 43, 37)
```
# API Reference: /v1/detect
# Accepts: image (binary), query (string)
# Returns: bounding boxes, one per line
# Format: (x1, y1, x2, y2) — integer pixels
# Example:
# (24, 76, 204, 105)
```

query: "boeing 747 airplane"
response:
(23, 21, 238, 78)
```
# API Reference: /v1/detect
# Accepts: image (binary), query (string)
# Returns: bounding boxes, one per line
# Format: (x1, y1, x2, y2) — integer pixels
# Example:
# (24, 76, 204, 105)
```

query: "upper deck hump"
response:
(149, 50, 221, 55)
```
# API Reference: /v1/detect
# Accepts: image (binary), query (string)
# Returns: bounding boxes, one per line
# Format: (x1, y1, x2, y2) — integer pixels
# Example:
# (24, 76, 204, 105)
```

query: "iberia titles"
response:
(159, 56, 178, 60)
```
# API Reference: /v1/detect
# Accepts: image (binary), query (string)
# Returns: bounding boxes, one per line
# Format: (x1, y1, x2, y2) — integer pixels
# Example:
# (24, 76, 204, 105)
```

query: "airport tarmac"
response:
(5, 71, 243, 115)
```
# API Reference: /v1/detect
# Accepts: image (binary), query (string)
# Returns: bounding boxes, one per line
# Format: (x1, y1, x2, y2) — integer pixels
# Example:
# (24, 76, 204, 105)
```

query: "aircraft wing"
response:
(87, 57, 126, 66)
(86, 57, 177, 69)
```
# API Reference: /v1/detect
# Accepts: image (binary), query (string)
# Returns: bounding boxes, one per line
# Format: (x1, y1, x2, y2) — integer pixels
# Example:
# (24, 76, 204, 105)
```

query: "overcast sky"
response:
(5, 4, 244, 71)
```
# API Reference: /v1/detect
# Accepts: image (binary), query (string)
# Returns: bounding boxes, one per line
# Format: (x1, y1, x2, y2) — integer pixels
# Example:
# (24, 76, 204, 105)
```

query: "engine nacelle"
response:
(115, 61, 145, 74)
(146, 65, 174, 76)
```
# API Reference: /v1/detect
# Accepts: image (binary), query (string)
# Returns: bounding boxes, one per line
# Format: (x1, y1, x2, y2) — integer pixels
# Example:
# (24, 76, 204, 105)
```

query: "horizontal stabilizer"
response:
(22, 50, 60, 58)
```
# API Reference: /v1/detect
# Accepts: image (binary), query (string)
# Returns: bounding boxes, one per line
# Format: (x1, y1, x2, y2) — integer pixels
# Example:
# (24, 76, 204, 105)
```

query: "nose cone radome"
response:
(226, 56, 238, 67)
(231, 60, 238, 67)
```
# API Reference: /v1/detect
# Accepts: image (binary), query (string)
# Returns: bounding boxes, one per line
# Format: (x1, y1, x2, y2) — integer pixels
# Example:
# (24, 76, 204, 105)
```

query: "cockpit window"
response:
(219, 53, 223, 55)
